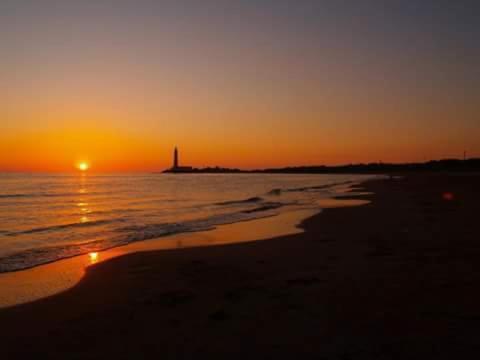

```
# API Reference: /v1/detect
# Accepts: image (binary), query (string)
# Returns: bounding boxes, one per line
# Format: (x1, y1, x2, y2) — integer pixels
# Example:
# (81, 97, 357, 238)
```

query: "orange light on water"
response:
(89, 252, 99, 263)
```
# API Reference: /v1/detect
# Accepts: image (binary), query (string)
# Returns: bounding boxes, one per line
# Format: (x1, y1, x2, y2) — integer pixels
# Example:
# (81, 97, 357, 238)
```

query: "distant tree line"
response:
(252, 158, 480, 174)
(162, 158, 480, 174)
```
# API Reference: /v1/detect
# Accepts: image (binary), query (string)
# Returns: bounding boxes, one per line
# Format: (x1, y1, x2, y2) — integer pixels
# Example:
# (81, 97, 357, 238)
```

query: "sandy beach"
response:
(1, 173, 479, 358)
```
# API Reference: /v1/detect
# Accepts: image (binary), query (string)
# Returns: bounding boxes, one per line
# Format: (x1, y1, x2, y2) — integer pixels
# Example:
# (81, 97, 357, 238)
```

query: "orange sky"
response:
(1, 1, 479, 172)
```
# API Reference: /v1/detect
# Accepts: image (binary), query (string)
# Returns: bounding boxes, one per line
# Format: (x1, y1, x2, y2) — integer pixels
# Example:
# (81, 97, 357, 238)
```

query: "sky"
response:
(1, 0, 479, 172)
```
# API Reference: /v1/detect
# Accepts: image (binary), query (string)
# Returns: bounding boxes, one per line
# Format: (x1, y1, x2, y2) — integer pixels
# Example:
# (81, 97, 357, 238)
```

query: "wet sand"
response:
(0, 208, 318, 308)
(1, 173, 479, 359)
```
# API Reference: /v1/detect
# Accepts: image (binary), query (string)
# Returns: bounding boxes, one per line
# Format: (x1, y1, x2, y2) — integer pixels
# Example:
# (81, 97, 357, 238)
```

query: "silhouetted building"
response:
(173, 147, 179, 169)
(165, 147, 193, 173)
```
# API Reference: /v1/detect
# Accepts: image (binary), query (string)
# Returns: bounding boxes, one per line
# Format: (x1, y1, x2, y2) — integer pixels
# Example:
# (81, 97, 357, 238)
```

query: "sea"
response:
(0, 173, 374, 272)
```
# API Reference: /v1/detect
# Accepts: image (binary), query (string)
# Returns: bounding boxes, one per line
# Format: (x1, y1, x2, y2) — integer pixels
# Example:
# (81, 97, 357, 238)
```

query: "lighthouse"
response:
(173, 146, 179, 169)
(164, 146, 192, 173)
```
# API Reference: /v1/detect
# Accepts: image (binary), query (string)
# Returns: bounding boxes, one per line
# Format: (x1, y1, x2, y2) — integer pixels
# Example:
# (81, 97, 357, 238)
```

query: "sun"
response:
(78, 162, 90, 171)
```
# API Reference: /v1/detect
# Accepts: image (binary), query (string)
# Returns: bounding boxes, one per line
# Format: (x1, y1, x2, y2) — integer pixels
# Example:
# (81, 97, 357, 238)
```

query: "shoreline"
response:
(0, 177, 368, 275)
(1, 173, 479, 358)
(0, 208, 318, 308)
(0, 179, 371, 308)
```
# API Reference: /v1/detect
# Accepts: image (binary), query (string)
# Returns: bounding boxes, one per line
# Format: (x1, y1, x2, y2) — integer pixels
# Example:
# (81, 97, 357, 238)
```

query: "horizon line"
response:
(0, 157, 478, 174)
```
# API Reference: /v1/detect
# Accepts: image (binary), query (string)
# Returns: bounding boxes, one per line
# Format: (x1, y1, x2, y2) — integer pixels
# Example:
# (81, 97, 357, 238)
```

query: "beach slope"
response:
(1, 173, 479, 358)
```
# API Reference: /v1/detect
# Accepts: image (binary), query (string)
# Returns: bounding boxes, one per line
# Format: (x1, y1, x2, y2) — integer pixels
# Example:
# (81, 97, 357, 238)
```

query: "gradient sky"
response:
(2, 0, 479, 172)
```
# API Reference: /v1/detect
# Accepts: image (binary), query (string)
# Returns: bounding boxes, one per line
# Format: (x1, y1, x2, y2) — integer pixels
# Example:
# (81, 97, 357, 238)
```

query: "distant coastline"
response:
(159, 158, 480, 174)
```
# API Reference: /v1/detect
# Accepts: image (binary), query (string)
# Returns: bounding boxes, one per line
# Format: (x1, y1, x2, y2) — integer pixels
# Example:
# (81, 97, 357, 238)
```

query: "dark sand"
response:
(1, 173, 479, 359)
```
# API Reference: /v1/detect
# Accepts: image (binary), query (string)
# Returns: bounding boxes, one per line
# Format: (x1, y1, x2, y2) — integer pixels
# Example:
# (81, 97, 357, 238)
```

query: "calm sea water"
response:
(0, 173, 373, 272)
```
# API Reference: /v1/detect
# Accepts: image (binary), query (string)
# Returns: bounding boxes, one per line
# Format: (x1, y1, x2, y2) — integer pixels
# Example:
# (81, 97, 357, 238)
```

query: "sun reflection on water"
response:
(89, 252, 99, 264)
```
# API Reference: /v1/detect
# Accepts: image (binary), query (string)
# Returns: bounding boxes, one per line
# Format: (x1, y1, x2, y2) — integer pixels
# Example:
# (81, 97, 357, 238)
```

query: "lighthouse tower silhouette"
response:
(173, 146, 179, 169)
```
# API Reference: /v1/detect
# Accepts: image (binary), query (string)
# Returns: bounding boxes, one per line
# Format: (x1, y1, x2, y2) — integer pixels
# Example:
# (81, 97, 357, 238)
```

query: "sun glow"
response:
(78, 162, 90, 171)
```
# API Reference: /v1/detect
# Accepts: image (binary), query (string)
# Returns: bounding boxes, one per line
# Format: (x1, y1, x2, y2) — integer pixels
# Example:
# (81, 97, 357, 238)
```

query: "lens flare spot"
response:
(442, 192, 454, 201)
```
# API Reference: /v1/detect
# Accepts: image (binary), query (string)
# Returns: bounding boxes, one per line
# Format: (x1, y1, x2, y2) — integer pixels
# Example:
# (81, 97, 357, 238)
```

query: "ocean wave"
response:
(265, 181, 352, 197)
(3, 219, 119, 237)
(0, 194, 30, 199)
(241, 202, 284, 213)
(267, 188, 282, 195)
(118, 203, 282, 242)
(283, 181, 353, 193)
(215, 196, 263, 206)
(0, 204, 282, 273)
(0, 191, 112, 200)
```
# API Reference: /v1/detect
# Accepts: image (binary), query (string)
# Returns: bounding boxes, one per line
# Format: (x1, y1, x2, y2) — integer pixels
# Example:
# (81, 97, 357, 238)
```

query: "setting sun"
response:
(78, 162, 90, 171)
